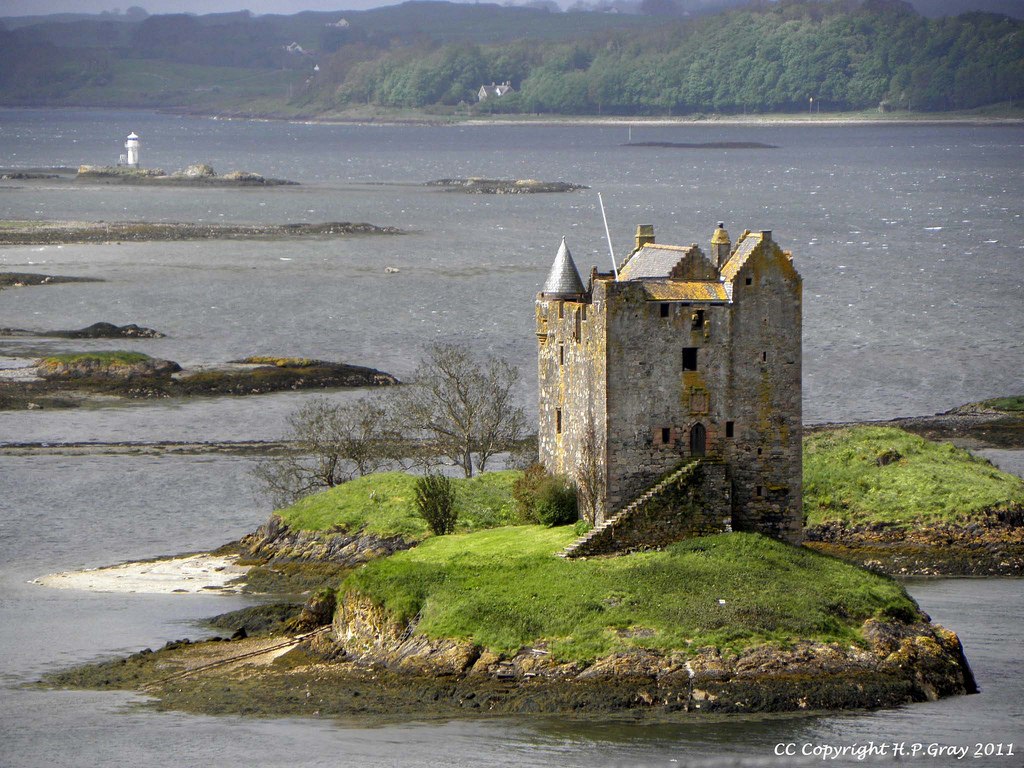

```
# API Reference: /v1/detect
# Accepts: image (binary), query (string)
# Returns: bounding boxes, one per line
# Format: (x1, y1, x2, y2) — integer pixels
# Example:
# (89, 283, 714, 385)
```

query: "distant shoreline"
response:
(3, 105, 1020, 132)
(159, 105, 1024, 129)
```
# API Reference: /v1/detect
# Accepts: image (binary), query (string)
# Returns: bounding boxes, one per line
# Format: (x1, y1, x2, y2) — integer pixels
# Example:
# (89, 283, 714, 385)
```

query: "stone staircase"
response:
(558, 460, 704, 558)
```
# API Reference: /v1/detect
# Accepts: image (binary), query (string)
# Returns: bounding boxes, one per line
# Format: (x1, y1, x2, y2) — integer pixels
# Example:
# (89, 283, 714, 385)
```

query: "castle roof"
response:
(618, 243, 699, 281)
(641, 279, 729, 302)
(719, 230, 763, 282)
(542, 237, 586, 296)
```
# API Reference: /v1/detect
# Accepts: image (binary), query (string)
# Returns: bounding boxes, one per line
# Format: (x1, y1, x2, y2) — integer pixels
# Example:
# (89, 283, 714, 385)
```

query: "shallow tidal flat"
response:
(0, 219, 404, 245)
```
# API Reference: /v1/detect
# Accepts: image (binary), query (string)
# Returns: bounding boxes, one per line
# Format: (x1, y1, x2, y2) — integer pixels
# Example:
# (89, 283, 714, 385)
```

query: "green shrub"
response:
(511, 463, 547, 523)
(573, 519, 592, 537)
(415, 473, 458, 535)
(536, 475, 578, 527)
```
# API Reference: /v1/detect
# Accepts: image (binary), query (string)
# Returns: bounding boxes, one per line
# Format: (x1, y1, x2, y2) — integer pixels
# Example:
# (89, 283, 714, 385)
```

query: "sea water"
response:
(0, 109, 1022, 766)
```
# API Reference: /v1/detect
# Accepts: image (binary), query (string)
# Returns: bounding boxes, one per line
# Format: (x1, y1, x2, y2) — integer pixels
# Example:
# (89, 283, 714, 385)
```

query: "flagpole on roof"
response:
(598, 192, 619, 282)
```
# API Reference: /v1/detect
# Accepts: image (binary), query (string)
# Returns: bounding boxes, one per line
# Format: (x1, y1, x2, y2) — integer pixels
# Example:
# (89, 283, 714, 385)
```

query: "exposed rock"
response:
(0, 272, 101, 290)
(0, 220, 402, 245)
(624, 141, 779, 149)
(37, 355, 181, 380)
(240, 514, 415, 568)
(425, 178, 588, 194)
(805, 519, 1024, 576)
(75, 164, 295, 186)
(48, 322, 165, 339)
(327, 593, 976, 715)
(178, 163, 215, 178)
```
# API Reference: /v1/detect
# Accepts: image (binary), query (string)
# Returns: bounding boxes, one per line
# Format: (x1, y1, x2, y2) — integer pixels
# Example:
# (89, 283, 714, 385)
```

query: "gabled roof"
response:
(719, 230, 761, 282)
(618, 243, 699, 281)
(641, 280, 729, 302)
(542, 237, 586, 296)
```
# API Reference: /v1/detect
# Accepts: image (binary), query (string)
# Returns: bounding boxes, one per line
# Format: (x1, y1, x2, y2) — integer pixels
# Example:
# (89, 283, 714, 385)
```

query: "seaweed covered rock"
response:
(36, 351, 180, 379)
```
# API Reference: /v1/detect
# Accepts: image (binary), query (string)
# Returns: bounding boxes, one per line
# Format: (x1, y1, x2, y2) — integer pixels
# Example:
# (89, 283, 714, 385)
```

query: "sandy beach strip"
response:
(33, 553, 250, 594)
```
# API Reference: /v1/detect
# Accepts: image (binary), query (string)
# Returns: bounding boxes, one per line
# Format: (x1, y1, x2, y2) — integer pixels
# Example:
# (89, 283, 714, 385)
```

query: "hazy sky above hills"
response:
(0, 0, 381, 14)
(0, 0, 1020, 17)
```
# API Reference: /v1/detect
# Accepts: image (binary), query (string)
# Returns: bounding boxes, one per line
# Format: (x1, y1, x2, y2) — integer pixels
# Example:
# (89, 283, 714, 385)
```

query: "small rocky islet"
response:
(0, 220, 403, 246)
(425, 177, 588, 194)
(0, 351, 398, 410)
(74, 162, 297, 186)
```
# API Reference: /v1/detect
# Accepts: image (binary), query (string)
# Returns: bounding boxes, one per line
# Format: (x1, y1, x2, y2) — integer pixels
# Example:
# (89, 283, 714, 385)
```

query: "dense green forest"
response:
(1, 0, 1021, 115)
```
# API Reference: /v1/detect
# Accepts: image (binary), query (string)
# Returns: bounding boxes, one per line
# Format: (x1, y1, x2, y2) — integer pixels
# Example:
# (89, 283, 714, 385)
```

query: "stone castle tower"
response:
(537, 224, 802, 556)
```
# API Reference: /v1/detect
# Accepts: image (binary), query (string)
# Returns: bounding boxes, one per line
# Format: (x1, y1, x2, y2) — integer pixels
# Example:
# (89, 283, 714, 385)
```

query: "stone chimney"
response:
(635, 224, 655, 250)
(711, 222, 731, 268)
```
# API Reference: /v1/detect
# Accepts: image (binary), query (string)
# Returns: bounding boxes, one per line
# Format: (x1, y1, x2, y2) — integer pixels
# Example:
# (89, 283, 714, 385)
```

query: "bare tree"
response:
(390, 343, 526, 477)
(252, 395, 389, 507)
(574, 418, 602, 525)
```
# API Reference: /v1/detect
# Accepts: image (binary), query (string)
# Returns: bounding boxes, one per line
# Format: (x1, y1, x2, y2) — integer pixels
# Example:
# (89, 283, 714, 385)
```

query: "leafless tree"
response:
(252, 395, 389, 507)
(574, 418, 602, 525)
(390, 343, 526, 477)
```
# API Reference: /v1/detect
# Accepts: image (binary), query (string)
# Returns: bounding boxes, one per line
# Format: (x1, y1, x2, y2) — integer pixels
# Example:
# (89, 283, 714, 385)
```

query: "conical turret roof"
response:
(542, 237, 585, 296)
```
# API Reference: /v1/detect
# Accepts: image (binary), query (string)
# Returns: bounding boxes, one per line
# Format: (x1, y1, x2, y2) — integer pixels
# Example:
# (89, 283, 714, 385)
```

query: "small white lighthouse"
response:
(124, 132, 140, 168)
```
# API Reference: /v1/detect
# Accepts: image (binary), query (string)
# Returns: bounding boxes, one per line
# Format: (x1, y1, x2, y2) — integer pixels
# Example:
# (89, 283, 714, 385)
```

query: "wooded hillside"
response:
(1, 0, 1021, 115)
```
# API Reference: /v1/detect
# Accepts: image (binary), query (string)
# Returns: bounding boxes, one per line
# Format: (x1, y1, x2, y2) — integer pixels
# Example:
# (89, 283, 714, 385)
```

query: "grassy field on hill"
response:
(803, 426, 1024, 528)
(342, 528, 919, 661)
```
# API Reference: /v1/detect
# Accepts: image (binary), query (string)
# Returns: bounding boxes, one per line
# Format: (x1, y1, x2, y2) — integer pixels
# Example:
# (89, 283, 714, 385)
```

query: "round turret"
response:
(542, 237, 586, 298)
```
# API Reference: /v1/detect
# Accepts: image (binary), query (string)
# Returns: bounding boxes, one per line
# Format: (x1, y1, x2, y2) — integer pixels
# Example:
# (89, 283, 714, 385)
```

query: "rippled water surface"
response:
(1, 109, 1022, 767)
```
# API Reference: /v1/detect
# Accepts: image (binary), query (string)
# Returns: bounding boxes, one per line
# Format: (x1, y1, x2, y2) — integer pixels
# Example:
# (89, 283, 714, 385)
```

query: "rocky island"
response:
(75, 163, 297, 186)
(0, 220, 403, 246)
(0, 272, 102, 290)
(425, 178, 588, 194)
(42, 420, 1022, 720)
(0, 352, 398, 410)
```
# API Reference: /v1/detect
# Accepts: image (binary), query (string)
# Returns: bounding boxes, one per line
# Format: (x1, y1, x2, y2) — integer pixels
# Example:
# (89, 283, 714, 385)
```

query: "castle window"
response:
(745, 277, 753, 286)
(761, 351, 768, 363)
(757, 447, 763, 456)
(582, 305, 587, 321)
(559, 344, 564, 366)
(660, 303, 670, 318)
(756, 485, 764, 497)
(691, 309, 704, 330)
(574, 309, 582, 343)
(682, 347, 698, 371)
(661, 427, 671, 444)
(726, 421, 735, 438)
(558, 301, 564, 319)
(556, 408, 562, 434)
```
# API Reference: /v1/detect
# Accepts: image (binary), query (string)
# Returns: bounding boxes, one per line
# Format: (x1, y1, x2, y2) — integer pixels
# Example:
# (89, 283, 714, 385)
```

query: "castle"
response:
(536, 223, 802, 556)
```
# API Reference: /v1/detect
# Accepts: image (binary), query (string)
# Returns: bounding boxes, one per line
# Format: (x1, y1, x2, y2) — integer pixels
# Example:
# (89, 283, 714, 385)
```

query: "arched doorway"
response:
(690, 423, 706, 457)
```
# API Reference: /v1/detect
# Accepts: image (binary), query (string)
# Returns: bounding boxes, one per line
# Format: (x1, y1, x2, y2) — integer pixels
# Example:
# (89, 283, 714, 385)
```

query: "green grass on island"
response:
(804, 426, 1024, 528)
(276, 470, 518, 540)
(342, 529, 919, 662)
(980, 396, 1024, 414)
(276, 426, 1024, 540)
(38, 351, 153, 366)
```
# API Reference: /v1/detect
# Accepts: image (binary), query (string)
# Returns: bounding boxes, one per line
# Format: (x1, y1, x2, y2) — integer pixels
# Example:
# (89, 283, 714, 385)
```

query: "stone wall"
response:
(601, 279, 731, 521)
(566, 460, 731, 557)
(723, 235, 803, 543)
(537, 291, 609, 520)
